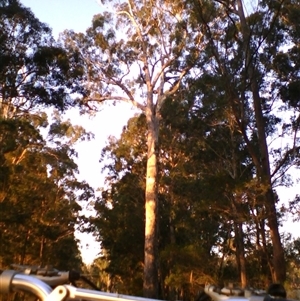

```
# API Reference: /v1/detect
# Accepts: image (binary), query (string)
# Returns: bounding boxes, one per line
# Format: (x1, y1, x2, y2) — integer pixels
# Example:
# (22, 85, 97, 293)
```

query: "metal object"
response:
(66, 285, 163, 301)
(46, 286, 68, 301)
(0, 271, 163, 301)
(12, 273, 53, 300)
(1, 269, 297, 301)
(204, 285, 266, 301)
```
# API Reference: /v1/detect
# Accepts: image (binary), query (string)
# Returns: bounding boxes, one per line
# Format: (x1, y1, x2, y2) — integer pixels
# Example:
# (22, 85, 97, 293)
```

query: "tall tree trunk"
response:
(0, 99, 9, 119)
(235, 0, 286, 283)
(143, 105, 159, 298)
(265, 189, 285, 282)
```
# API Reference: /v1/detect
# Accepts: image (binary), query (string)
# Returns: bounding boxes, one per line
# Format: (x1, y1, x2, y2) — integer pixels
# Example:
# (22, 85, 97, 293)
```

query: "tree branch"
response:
(271, 146, 300, 180)
(87, 95, 145, 111)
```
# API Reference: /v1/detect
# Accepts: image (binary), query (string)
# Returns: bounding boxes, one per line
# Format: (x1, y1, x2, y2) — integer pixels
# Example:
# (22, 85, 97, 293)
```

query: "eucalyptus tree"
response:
(183, 0, 300, 283)
(93, 111, 221, 298)
(61, 1, 200, 296)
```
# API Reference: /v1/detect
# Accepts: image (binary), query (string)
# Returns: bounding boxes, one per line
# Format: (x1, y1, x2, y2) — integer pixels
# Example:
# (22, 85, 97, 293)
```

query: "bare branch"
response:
(271, 146, 300, 180)
(164, 66, 190, 96)
(87, 95, 145, 111)
(151, 58, 174, 90)
(155, 66, 190, 113)
(117, 0, 143, 40)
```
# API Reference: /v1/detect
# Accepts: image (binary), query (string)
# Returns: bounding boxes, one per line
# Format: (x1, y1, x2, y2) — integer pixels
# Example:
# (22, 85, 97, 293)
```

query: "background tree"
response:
(181, 0, 300, 283)
(91, 115, 147, 295)
(0, 0, 94, 270)
(0, 111, 94, 270)
(0, 0, 83, 117)
(159, 89, 254, 289)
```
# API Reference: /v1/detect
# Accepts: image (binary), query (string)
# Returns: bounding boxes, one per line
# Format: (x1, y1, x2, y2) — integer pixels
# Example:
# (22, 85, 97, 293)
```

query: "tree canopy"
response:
(1, 0, 300, 300)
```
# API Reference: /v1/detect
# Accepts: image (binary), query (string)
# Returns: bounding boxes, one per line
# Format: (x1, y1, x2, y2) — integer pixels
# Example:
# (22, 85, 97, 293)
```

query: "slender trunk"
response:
(265, 189, 286, 282)
(238, 225, 247, 289)
(252, 206, 272, 282)
(234, 222, 247, 288)
(169, 203, 176, 301)
(143, 105, 159, 298)
(260, 218, 274, 282)
(0, 98, 9, 119)
(236, 0, 286, 283)
(39, 236, 45, 267)
(231, 195, 247, 288)
(20, 230, 30, 265)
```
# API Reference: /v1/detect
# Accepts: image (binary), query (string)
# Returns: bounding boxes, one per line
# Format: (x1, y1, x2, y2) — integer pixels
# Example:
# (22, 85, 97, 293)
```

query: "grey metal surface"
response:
(12, 273, 53, 301)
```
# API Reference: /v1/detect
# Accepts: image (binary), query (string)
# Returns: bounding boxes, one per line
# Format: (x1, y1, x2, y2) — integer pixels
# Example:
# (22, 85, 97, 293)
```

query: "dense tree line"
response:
(0, 0, 93, 270)
(1, 0, 300, 300)
(89, 110, 300, 299)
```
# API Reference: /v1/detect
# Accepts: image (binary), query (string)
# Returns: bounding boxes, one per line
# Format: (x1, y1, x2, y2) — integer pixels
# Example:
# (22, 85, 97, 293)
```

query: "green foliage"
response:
(285, 237, 300, 290)
(91, 115, 147, 295)
(89, 7, 300, 286)
(0, 0, 83, 113)
(0, 0, 95, 272)
(0, 114, 93, 269)
(84, 256, 112, 291)
(1, 0, 298, 297)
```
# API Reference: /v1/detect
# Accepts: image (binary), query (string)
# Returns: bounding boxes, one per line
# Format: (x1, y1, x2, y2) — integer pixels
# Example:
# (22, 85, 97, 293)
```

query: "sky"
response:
(19, 0, 299, 265)
(20, 0, 103, 39)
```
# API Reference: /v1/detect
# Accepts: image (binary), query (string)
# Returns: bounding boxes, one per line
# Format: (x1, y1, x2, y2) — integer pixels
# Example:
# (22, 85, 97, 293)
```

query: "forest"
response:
(0, 0, 300, 300)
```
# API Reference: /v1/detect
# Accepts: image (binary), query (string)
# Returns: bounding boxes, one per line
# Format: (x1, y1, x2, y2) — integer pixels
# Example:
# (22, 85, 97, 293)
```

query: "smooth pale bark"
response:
(143, 106, 159, 298)
(70, 3, 190, 295)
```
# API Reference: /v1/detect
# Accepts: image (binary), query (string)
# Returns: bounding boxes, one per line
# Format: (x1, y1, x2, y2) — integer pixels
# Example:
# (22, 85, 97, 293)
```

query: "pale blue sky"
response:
(20, 0, 103, 38)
